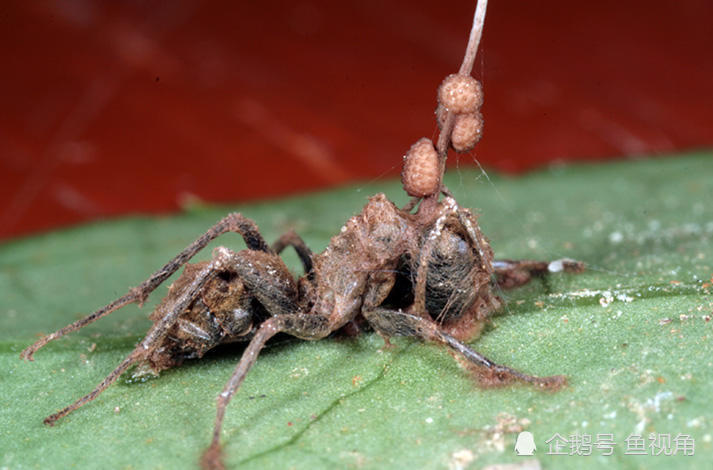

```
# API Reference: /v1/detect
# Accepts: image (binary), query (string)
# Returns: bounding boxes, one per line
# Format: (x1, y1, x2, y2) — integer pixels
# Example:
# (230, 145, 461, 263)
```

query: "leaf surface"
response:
(2, 153, 712, 469)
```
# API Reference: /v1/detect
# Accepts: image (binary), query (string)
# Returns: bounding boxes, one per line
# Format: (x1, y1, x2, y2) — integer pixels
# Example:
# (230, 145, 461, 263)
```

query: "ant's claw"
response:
(537, 375, 568, 391)
(20, 351, 34, 362)
(200, 444, 226, 470)
(43, 415, 58, 426)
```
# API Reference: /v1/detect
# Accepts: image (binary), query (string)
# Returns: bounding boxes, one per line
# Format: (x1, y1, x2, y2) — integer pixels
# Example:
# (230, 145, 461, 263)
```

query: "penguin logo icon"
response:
(514, 431, 536, 455)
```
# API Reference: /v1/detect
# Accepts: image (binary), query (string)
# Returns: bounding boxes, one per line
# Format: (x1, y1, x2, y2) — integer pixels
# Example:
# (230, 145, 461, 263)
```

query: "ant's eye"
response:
(438, 231, 469, 256)
(231, 308, 250, 323)
(457, 237, 468, 254)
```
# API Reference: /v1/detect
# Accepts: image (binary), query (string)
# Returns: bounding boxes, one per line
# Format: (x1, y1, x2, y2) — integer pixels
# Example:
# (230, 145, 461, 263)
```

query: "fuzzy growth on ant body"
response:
(21, 1, 584, 468)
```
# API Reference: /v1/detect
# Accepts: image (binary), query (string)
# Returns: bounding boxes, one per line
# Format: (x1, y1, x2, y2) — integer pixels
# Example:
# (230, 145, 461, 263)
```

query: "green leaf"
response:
(2, 153, 712, 469)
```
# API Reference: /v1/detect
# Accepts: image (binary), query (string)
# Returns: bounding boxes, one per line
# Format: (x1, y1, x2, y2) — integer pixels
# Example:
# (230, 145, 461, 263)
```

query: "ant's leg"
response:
(412, 198, 493, 312)
(363, 307, 566, 390)
(412, 199, 454, 312)
(201, 313, 332, 470)
(454, 205, 494, 271)
(494, 259, 585, 289)
(42, 247, 238, 425)
(21, 213, 270, 360)
(401, 196, 421, 213)
(271, 229, 313, 274)
(42, 244, 299, 426)
(43, 349, 142, 426)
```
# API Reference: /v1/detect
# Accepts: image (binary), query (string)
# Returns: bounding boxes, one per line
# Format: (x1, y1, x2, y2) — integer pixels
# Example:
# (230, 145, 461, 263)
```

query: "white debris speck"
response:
(634, 419, 646, 434)
(609, 231, 623, 244)
(599, 291, 614, 308)
(425, 417, 434, 424)
(603, 411, 617, 419)
(448, 449, 474, 470)
(627, 391, 676, 435)
(289, 367, 309, 379)
(687, 417, 703, 428)
(647, 391, 673, 413)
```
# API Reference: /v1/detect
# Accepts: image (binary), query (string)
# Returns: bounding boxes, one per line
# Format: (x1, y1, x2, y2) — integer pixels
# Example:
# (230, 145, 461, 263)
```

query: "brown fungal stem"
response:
(436, 0, 488, 188)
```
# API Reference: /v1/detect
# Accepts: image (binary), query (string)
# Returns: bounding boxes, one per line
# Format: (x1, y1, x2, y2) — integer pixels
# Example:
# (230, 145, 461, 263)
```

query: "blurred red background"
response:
(1, 0, 712, 240)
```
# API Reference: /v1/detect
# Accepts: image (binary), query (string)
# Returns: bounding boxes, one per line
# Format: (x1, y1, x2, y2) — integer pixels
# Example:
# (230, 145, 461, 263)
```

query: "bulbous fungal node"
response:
(451, 112, 483, 152)
(401, 137, 440, 197)
(437, 74, 483, 114)
(435, 106, 484, 153)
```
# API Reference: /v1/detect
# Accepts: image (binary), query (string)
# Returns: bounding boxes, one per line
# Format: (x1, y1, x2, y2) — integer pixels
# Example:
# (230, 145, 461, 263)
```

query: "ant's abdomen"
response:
(146, 262, 255, 371)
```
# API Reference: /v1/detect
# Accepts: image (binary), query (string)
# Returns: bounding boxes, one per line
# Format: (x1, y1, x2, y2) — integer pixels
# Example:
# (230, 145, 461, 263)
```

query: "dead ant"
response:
(20, 1, 583, 468)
